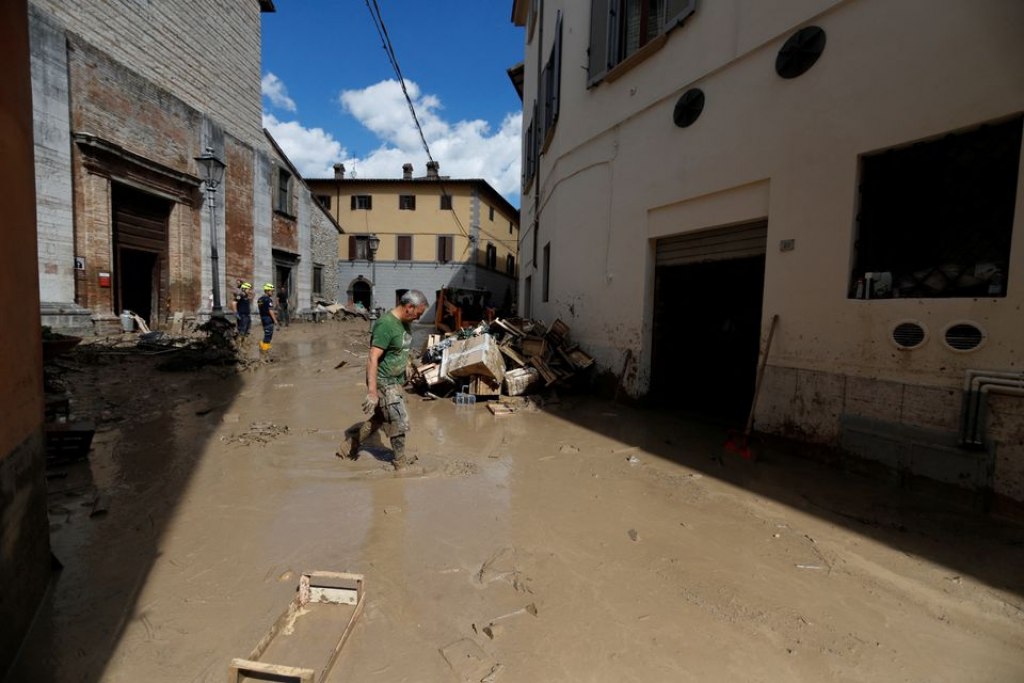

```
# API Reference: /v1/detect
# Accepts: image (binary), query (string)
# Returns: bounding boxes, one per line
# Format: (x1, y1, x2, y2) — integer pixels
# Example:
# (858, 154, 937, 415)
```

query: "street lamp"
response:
(367, 233, 381, 313)
(195, 147, 227, 317)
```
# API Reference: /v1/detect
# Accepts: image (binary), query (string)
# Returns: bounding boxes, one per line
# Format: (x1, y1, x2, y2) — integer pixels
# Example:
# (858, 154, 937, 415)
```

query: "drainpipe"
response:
(960, 369, 1024, 446)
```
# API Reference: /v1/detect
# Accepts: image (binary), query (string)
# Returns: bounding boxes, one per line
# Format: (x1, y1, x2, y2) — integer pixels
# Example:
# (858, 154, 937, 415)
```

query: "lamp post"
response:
(367, 233, 381, 313)
(195, 147, 227, 317)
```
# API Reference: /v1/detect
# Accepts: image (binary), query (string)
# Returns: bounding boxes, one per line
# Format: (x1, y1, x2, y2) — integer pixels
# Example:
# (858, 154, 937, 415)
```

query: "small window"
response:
(277, 168, 292, 213)
(489, 206, 495, 221)
(542, 243, 551, 302)
(313, 265, 323, 295)
(397, 235, 413, 261)
(509, 221, 514, 235)
(440, 194, 453, 210)
(506, 254, 516, 276)
(485, 243, 497, 270)
(399, 194, 416, 210)
(348, 235, 371, 260)
(315, 194, 331, 210)
(437, 235, 454, 263)
(351, 195, 372, 210)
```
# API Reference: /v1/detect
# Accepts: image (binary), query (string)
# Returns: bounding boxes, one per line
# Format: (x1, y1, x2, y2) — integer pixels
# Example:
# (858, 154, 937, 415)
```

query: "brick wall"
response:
(225, 138, 255, 284)
(30, 0, 264, 148)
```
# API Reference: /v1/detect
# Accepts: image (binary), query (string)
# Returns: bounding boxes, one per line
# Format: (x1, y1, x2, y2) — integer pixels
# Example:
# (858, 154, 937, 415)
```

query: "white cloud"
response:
(339, 79, 521, 202)
(260, 77, 522, 204)
(262, 113, 346, 179)
(261, 73, 297, 112)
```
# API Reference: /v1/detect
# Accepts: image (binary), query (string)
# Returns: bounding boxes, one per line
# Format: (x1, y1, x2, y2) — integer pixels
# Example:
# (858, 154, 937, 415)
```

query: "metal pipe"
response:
(973, 385, 1024, 446)
(961, 371, 1024, 445)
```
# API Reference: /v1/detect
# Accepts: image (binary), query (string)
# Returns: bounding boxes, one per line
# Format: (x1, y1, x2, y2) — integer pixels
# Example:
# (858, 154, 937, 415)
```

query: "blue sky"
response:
(261, 2, 525, 206)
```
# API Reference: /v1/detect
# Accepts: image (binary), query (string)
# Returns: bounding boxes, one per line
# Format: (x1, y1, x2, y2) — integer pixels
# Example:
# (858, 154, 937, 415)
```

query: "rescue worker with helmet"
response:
(233, 281, 253, 337)
(257, 283, 278, 355)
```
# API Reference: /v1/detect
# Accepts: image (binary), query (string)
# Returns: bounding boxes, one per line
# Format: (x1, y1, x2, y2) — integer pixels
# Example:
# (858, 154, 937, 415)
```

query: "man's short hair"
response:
(400, 290, 428, 307)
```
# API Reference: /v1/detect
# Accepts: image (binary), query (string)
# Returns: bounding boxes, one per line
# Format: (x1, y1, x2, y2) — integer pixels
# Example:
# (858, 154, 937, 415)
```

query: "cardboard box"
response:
(441, 334, 505, 384)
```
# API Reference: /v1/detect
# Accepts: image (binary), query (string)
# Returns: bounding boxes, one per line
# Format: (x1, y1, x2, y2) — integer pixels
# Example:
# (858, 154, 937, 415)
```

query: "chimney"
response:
(402, 163, 413, 180)
(426, 161, 439, 179)
(333, 163, 345, 179)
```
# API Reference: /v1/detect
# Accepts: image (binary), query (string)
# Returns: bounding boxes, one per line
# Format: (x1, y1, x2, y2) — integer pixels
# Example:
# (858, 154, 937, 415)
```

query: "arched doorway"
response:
(351, 278, 371, 308)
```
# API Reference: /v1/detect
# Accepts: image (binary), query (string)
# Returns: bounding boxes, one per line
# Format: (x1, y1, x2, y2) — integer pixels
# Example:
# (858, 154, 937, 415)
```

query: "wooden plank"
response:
(228, 658, 315, 683)
(498, 344, 527, 367)
(493, 318, 525, 337)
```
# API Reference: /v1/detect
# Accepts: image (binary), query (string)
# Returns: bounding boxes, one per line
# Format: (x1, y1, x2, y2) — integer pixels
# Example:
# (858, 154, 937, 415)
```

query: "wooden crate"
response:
(228, 571, 365, 683)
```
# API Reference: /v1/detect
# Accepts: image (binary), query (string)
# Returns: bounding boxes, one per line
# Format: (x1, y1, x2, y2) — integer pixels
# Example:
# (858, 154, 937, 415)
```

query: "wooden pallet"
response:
(229, 571, 365, 683)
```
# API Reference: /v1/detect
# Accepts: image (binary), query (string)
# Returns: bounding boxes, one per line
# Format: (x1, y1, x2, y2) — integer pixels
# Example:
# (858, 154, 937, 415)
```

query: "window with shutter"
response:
(349, 235, 370, 260)
(588, 0, 695, 87)
(437, 236, 454, 263)
(399, 194, 416, 210)
(352, 195, 372, 210)
(440, 194, 453, 210)
(397, 235, 413, 261)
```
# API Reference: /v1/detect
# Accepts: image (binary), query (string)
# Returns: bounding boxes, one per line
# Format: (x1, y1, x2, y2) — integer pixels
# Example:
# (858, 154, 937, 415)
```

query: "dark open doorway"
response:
(351, 279, 371, 308)
(112, 183, 169, 328)
(651, 254, 766, 421)
(117, 248, 158, 324)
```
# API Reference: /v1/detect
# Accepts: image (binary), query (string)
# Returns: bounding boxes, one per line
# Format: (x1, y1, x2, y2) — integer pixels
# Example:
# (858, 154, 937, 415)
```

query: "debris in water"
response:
(628, 529, 639, 542)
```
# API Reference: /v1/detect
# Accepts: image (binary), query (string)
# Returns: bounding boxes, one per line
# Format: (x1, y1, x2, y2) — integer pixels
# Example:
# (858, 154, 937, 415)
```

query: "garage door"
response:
(656, 220, 768, 267)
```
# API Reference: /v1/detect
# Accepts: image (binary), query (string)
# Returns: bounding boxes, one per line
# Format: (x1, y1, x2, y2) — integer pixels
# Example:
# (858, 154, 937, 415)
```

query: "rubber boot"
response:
(259, 341, 271, 355)
(391, 435, 416, 469)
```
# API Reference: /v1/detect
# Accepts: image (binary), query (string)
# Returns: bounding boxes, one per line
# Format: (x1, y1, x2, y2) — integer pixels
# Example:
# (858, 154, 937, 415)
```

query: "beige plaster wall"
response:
(521, 0, 1024, 394)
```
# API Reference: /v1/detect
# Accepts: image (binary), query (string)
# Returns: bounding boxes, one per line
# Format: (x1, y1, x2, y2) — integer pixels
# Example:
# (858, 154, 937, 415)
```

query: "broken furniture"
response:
(228, 571, 365, 683)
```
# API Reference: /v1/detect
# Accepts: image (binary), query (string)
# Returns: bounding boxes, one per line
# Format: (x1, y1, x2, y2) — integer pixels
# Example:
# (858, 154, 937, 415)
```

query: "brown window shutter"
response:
(350, 195, 356, 210)
(348, 235, 357, 260)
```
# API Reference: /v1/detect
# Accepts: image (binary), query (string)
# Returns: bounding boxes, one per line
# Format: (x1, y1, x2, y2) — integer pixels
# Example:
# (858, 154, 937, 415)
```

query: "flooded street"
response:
(11, 320, 1024, 682)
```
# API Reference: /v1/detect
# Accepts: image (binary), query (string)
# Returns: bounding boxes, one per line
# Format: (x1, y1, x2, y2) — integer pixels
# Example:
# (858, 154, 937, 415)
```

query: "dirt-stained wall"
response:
(515, 0, 1024, 499)
(1, 0, 50, 672)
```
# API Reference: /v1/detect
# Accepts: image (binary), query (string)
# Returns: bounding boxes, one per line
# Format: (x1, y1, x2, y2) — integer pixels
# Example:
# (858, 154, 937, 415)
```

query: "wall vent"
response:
(673, 88, 705, 128)
(776, 26, 827, 79)
(891, 321, 926, 349)
(943, 322, 985, 351)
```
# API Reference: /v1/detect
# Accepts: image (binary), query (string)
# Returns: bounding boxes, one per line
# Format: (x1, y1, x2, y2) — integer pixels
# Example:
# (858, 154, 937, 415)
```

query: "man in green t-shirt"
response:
(342, 289, 429, 469)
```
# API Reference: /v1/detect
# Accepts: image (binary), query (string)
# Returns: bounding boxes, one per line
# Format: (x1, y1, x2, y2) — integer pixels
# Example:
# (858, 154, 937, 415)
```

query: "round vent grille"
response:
(892, 321, 926, 349)
(776, 26, 827, 79)
(944, 323, 985, 351)
(673, 88, 705, 128)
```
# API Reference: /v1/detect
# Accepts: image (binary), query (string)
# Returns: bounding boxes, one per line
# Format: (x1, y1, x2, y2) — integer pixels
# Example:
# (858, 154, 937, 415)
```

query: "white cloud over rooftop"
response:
(261, 75, 521, 204)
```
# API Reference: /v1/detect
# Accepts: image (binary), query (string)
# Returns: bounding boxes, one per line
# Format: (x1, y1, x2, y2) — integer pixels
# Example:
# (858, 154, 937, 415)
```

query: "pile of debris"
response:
(411, 318, 594, 408)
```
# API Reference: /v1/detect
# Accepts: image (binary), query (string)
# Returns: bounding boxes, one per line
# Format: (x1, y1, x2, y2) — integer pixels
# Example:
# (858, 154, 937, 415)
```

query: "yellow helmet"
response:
(240, 282, 252, 290)
(263, 283, 275, 291)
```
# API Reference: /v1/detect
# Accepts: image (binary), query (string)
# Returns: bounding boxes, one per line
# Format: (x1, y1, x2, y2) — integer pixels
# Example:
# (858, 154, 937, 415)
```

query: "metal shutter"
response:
(656, 221, 767, 267)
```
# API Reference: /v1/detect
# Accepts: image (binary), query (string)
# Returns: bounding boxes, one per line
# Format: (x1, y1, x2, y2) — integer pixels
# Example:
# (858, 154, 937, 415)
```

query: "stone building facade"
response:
(28, 0, 339, 335)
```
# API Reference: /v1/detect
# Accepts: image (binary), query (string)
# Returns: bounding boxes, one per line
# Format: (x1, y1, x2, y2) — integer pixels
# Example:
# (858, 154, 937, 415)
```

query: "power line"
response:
(364, 0, 521, 253)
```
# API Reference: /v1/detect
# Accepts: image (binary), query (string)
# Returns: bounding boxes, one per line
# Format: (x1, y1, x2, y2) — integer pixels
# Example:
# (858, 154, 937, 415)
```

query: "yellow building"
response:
(307, 161, 520, 319)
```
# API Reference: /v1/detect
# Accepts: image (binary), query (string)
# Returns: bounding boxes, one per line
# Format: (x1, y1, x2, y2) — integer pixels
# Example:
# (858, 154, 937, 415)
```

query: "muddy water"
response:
(10, 321, 1024, 682)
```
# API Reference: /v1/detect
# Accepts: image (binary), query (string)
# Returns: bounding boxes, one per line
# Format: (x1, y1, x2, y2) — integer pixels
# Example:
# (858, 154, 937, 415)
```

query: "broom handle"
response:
(745, 314, 779, 437)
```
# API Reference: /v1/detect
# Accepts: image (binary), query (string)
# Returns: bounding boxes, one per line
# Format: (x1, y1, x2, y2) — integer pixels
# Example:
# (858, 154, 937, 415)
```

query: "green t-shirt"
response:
(371, 312, 412, 385)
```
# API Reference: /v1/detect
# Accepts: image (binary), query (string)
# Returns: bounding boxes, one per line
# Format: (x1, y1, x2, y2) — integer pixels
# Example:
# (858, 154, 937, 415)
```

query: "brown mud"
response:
(9, 320, 1024, 682)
